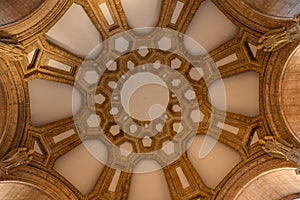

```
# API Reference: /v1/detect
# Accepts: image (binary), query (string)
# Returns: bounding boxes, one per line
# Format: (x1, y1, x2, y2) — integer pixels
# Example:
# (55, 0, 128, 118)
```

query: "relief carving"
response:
(0, 148, 34, 176)
(260, 136, 300, 174)
(0, 31, 26, 61)
(258, 14, 300, 52)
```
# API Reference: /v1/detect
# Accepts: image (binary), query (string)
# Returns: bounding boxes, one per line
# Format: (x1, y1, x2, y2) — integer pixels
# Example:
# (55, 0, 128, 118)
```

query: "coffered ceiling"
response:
(0, 0, 299, 200)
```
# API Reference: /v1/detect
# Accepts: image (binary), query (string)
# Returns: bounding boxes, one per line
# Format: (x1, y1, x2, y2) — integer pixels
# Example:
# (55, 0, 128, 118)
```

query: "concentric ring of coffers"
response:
(73, 28, 225, 172)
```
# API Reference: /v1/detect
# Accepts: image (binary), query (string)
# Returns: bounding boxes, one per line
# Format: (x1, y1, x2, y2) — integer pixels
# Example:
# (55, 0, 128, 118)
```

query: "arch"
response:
(0, 0, 69, 41)
(215, 155, 295, 199)
(279, 45, 300, 143)
(212, 0, 294, 33)
(0, 0, 45, 26)
(241, 0, 300, 20)
(0, 60, 26, 158)
(281, 193, 300, 200)
(262, 42, 300, 145)
(0, 181, 55, 199)
(234, 168, 300, 200)
(1, 166, 79, 200)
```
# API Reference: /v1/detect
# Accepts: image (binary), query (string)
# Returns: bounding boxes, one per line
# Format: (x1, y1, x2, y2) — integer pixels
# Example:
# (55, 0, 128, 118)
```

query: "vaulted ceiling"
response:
(0, 0, 300, 200)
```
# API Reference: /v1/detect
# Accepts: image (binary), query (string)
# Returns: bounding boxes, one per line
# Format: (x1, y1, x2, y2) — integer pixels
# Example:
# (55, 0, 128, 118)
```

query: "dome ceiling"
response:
(0, 0, 45, 26)
(280, 46, 300, 142)
(242, 0, 300, 19)
(235, 168, 300, 200)
(0, 181, 55, 200)
(0, 0, 299, 200)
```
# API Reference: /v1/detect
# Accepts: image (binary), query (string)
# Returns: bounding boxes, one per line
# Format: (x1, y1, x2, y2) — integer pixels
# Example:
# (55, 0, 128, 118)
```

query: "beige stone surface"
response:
(0, 0, 299, 200)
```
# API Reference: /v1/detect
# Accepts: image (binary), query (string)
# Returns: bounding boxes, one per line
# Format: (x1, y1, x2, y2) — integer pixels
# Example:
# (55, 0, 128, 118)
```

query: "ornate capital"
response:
(0, 31, 26, 61)
(257, 13, 300, 52)
(0, 147, 34, 176)
(260, 136, 300, 174)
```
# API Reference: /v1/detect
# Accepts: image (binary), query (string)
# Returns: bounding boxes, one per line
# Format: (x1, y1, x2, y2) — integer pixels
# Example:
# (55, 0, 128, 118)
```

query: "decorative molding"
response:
(212, 0, 294, 33)
(0, 0, 298, 199)
(0, 59, 26, 159)
(2, 166, 80, 200)
(262, 42, 300, 146)
(215, 155, 295, 200)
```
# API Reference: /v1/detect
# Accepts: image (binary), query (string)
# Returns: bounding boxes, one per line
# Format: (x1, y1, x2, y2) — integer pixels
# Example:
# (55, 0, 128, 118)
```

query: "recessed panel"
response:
(46, 3, 102, 58)
(28, 79, 82, 126)
(170, 1, 184, 24)
(99, 3, 114, 25)
(53, 129, 75, 143)
(208, 71, 260, 117)
(54, 143, 105, 195)
(121, 0, 162, 34)
(235, 168, 300, 200)
(48, 59, 72, 72)
(128, 160, 172, 200)
(185, 0, 238, 54)
(215, 53, 238, 67)
(187, 135, 241, 188)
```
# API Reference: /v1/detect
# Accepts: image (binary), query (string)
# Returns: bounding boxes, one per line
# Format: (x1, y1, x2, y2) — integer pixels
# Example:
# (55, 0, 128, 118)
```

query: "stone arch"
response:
(1, 166, 79, 200)
(215, 155, 295, 199)
(0, 59, 26, 158)
(262, 42, 300, 146)
(0, 0, 45, 27)
(279, 45, 300, 143)
(241, 0, 300, 20)
(0, 181, 55, 200)
(212, 0, 294, 33)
